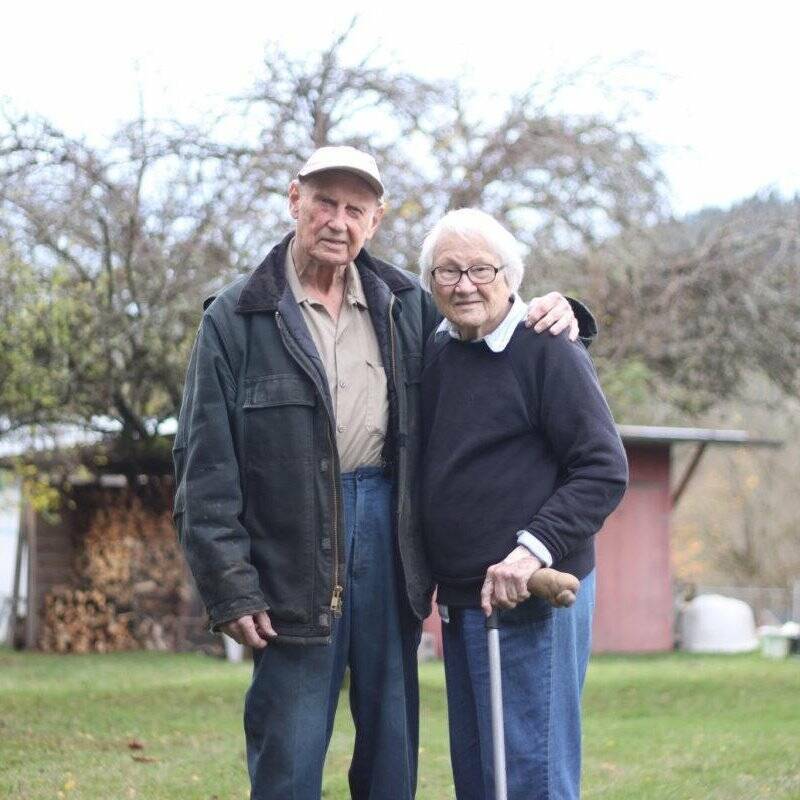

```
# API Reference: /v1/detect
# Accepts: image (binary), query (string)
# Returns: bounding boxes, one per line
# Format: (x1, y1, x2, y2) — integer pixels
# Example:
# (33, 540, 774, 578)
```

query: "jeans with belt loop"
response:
(244, 467, 421, 800)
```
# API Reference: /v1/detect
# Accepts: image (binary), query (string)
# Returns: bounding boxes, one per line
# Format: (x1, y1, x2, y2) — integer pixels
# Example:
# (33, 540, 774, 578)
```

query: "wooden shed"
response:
(3, 439, 216, 653)
(7, 427, 778, 655)
(4, 477, 210, 653)
(422, 425, 780, 655)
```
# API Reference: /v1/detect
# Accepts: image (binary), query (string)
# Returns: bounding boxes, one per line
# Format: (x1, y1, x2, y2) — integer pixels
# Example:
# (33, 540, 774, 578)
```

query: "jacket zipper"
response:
(275, 310, 343, 620)
(327, 422, 343, 617)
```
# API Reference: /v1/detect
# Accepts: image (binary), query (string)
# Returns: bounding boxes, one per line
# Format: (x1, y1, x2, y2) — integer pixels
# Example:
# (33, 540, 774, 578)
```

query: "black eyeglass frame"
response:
(430, 264, 505, 287)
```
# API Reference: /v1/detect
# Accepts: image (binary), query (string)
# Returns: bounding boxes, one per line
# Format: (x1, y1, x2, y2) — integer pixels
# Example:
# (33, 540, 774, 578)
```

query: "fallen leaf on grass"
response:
(127, 739, 145, 750)
(131, 755, 159, 764)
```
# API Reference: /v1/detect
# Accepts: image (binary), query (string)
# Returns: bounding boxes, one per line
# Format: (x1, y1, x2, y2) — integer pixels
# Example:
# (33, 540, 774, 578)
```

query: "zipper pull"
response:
(331, 585, 344, 617)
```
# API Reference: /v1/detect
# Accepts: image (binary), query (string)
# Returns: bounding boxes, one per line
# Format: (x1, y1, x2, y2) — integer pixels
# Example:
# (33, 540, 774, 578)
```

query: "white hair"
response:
(419, 209, 525, 293)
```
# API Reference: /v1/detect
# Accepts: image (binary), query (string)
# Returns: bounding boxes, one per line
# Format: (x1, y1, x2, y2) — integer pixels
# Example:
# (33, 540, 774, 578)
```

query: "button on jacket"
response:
(173, 233, 441, 643)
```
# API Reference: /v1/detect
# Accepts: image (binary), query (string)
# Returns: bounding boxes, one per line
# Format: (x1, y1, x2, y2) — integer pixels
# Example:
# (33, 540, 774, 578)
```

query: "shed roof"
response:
(617, 425, 781, 447)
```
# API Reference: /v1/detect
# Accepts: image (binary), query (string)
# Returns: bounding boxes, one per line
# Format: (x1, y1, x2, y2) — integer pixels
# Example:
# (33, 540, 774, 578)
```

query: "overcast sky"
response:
(2, 1, 798, 215)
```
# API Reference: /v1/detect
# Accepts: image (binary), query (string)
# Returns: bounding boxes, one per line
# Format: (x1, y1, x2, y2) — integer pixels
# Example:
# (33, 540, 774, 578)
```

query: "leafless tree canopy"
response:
(0, 113, 238, 439)
(553, 195, 800, 419)
(1, 23, 798, 450)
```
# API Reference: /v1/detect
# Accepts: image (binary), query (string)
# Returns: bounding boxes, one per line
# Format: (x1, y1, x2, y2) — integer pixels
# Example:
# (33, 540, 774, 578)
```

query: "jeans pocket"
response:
(499, 595, 553, 625)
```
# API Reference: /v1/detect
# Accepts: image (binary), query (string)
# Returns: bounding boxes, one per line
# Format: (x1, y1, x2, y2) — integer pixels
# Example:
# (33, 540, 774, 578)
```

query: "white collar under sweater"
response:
(435, 293, 527, 353)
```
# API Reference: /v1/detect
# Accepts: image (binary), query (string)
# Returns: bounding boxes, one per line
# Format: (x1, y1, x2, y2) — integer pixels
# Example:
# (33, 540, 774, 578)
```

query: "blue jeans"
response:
(441, 569, 596, 800)
(244, 468, 421, 800)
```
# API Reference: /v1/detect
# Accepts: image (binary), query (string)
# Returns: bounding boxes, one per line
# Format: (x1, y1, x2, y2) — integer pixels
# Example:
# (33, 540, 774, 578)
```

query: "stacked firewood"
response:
(40, 497, 192, 653)
(39, 587, 136, 653)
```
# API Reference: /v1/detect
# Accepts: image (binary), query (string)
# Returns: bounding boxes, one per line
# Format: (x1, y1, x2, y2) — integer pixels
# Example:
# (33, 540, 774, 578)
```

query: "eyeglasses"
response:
(430, 264, 504, 286)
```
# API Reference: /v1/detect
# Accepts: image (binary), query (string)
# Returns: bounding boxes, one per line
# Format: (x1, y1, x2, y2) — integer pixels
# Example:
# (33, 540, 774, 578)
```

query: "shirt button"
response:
(337, 424, 346, 433)
(339, 380, 347, 389)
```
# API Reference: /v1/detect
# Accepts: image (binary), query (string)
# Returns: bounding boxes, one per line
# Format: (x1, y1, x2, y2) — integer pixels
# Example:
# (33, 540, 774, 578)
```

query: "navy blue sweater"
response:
(421, 325, 628, 607)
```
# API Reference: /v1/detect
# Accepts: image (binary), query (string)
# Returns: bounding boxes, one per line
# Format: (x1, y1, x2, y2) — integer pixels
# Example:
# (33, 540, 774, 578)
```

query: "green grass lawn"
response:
(1, 649, 798, 799)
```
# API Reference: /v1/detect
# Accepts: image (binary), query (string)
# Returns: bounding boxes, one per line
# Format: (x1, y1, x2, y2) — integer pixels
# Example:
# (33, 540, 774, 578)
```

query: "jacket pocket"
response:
(242, 373, 318, 625)
(243, 374, 317, 459)
(243, 374, 316, 409)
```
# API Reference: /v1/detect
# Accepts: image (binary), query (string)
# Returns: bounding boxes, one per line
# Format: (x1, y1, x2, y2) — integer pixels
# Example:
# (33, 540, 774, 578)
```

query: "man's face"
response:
(288, 170, 384, 268)
(431, 231, 511, 340)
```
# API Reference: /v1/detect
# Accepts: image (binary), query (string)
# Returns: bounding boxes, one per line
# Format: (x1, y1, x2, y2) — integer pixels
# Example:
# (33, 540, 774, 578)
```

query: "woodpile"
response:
(39, 497, 192, 653)
(40, 587, 136, 653)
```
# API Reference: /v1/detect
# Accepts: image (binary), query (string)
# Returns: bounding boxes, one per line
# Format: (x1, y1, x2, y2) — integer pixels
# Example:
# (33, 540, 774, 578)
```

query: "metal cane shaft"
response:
(487, 616, 508, 800)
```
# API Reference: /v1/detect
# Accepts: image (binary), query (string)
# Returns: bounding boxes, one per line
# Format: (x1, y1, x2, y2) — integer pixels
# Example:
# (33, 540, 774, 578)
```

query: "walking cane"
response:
(486, 609, 508, 800)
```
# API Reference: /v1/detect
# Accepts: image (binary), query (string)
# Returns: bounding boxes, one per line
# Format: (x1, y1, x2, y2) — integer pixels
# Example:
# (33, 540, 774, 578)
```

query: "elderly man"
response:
(173, 147, 590, 800)
(419, 209, 628, 800)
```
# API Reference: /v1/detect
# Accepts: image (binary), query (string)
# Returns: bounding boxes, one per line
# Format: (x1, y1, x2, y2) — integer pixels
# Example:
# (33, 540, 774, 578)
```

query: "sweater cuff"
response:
(516, 531, 553, 567)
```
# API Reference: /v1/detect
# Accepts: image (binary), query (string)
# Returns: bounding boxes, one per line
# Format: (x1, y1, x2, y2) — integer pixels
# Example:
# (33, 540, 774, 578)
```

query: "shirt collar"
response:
(285, 241, 308, 303)
(435, 294, 527, 353)
(285, 237, 367, 309)
(343, 261, 368, 308)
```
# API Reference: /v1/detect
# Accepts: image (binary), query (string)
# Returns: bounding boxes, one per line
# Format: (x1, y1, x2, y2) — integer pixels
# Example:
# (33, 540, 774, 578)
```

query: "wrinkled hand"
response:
(525, 292, 578, 341)
(481, 547, 543, 616)
(527, 568, 580, 608)
(221, 610, 277, 649)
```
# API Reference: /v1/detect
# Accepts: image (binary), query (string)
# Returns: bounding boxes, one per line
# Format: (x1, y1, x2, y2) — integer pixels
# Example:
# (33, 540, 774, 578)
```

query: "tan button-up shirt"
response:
(286, 243, 389, 472)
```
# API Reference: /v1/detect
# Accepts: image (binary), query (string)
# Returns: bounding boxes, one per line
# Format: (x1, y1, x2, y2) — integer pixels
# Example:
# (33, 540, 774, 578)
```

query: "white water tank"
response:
(222, 633, 245, 663)
(679, 594, 758, 653)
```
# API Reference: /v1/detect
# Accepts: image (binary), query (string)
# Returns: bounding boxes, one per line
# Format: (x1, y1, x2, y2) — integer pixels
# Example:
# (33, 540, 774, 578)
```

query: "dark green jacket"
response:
(173, 234, 441, 643)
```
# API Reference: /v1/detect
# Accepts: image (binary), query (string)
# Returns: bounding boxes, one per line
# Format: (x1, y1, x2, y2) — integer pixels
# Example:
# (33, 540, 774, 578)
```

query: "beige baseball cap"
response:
(297, 145, 384, 197)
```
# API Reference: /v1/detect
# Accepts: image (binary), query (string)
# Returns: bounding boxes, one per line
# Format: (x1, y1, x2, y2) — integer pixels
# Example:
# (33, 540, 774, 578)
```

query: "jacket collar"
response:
(235, 232, 415, 314)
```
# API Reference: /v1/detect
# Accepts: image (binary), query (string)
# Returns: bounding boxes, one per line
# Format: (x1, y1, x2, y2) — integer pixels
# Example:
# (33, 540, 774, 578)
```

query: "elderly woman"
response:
(420, 209, 628, 800)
